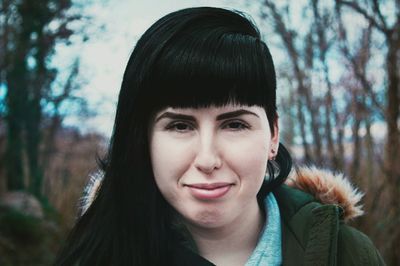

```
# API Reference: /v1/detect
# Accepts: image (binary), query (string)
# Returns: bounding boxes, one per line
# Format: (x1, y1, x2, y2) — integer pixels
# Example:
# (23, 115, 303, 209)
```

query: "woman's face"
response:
(149, 104, 279, 229)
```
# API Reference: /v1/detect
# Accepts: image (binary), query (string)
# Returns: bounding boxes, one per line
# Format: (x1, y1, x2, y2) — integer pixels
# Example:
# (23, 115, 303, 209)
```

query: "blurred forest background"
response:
(0, 0, 399, 265)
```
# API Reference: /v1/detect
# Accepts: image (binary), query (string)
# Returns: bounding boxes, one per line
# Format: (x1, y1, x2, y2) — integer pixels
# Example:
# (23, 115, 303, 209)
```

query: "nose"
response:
(194, 133, 222, 174)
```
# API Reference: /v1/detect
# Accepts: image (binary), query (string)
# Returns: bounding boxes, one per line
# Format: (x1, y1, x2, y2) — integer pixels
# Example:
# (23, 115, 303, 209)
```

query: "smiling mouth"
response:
(185, 183, 233, 200)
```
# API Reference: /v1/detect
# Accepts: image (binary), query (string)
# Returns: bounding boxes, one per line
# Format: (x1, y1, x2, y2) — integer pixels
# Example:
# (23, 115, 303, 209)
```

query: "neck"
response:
(186, 199, 265, 266)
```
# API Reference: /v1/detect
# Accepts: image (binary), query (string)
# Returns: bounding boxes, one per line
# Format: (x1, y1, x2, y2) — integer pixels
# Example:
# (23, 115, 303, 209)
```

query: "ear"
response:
(268, 118, 279, 160)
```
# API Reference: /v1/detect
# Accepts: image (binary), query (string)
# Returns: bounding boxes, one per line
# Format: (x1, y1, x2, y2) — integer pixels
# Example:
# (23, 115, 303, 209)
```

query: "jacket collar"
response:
(275, 184, 341, 266)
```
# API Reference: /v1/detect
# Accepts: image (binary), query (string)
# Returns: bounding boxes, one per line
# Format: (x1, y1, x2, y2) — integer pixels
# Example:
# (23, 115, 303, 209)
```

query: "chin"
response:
(185, 209, 229, 229)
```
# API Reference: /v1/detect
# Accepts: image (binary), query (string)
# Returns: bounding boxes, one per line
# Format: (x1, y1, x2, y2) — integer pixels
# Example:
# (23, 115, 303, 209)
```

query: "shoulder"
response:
(274, 166, 385, 265)
(337, 224, 386, 265)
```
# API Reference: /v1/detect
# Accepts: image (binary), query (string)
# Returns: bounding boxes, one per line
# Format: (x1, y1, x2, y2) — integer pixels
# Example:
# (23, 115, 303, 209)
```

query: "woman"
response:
(56, 7, 385, 266)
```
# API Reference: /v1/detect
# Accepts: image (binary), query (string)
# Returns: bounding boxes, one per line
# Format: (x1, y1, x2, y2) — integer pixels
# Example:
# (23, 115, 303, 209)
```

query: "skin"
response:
(149, 104, 279, 265)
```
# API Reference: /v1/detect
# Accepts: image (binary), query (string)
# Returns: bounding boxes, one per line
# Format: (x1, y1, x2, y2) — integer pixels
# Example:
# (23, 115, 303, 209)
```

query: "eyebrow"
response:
(154, 109, 259, 123)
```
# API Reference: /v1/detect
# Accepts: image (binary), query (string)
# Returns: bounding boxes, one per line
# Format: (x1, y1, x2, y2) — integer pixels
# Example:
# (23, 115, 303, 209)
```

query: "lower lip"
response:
(187, 185, 232, 200)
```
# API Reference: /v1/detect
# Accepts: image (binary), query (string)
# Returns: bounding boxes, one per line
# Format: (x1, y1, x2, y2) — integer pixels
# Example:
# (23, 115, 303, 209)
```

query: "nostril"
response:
(196, 164, 215, 175)
(194, 154, 222, 174)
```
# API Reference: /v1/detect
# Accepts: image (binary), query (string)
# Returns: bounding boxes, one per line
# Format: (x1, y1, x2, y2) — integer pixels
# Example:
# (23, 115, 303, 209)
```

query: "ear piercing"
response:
(270, 147, 278, 160)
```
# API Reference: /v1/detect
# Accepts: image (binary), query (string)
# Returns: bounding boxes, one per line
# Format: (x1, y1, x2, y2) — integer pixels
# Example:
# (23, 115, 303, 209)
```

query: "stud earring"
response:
(270, 148, 277, 159)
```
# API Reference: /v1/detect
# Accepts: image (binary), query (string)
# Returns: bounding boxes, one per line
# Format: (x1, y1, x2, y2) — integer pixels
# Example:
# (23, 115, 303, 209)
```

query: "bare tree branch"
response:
(263, 0, 324, 163)
(311, 0, 342, 169)
(335, 6, 385, 118)
(372, 0, 389, 31)
(336, 0, 388, 33)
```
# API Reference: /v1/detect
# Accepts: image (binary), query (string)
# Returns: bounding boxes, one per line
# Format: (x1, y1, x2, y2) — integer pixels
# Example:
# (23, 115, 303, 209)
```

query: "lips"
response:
(185, 182, 233, 200)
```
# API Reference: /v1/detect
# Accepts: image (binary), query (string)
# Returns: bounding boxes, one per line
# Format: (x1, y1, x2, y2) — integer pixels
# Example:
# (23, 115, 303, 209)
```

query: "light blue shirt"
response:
(245, 193, 282, 266)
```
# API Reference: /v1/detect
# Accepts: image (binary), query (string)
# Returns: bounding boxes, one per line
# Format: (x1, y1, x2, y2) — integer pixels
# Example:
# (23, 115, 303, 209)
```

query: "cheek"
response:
(230, 132, 269, 158)
(224, 133, 269, 181)
(150, 133, 193, 185)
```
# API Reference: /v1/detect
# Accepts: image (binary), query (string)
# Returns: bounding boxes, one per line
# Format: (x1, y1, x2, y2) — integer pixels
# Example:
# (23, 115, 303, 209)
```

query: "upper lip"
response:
(185, 182, 233, 190)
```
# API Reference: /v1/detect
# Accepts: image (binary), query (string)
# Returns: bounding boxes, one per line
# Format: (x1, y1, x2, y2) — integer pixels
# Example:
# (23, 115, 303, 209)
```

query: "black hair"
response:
(55, 7, 291, 266)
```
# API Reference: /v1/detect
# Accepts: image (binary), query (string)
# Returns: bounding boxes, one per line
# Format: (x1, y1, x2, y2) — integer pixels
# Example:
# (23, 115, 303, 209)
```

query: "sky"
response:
(57, 0, 260, 138)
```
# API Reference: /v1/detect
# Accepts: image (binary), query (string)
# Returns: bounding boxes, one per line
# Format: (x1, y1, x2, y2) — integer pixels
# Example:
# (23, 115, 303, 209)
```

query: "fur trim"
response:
(78, 170, 103, 217)
(285, 166, 364, 221)
(79, 166, 365, 222)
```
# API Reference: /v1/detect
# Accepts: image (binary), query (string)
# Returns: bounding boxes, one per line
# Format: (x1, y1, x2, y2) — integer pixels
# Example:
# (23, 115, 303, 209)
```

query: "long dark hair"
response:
(55, 7, 291, 265)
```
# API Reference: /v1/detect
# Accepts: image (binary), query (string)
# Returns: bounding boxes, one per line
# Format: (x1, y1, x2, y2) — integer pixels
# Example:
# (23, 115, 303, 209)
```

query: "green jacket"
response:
(275, 184, 385, 266)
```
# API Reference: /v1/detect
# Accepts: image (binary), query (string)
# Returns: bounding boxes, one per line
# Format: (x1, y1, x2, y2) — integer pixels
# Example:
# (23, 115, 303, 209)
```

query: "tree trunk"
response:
(296, 97, 312, 162)
(364, 118, 375, 186)
(350, 95, 362, 182)
(26, 96, 43, 197)
(5, 38, 30, 191)
(385, 36, 400, 266)
(264, 0, 322, 164)
(26, 30, 48, 198)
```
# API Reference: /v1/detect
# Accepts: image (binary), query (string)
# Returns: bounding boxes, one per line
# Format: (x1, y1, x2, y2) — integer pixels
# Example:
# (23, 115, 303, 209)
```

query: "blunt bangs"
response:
(146, 29, 277, 113)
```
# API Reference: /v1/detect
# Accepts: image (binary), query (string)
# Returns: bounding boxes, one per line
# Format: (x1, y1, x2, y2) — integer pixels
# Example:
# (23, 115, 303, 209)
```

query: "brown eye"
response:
(223, 120, 250, 131)
(166, 121, 194, 132)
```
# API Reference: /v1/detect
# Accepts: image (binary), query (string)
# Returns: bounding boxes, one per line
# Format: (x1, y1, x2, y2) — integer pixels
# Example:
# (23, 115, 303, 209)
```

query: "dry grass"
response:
(43, 127, 106, 231)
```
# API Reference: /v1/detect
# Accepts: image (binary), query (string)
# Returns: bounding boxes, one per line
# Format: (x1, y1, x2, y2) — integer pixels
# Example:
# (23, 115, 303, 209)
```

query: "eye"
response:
(222, 120, 250, 131)
(165, 121, 194, 132)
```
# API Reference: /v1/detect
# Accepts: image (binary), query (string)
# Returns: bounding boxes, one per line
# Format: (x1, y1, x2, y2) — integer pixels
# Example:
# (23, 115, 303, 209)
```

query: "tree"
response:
(251, 0, 399, 263)
(0, 0, 84, 198)
(335, 1, 400, 263)
(261, 0, 324, 164)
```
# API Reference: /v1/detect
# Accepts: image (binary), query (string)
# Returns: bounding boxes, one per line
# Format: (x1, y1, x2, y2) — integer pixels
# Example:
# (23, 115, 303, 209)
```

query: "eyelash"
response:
(165, 120, 251, 132)
(165, 121, 194, 132)
(222, 120, 251, 130)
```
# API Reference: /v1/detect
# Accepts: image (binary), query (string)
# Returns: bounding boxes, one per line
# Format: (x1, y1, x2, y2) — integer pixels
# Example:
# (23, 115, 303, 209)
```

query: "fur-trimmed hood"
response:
(80, 166, 364, 222)
(286, 166, 364, 221)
